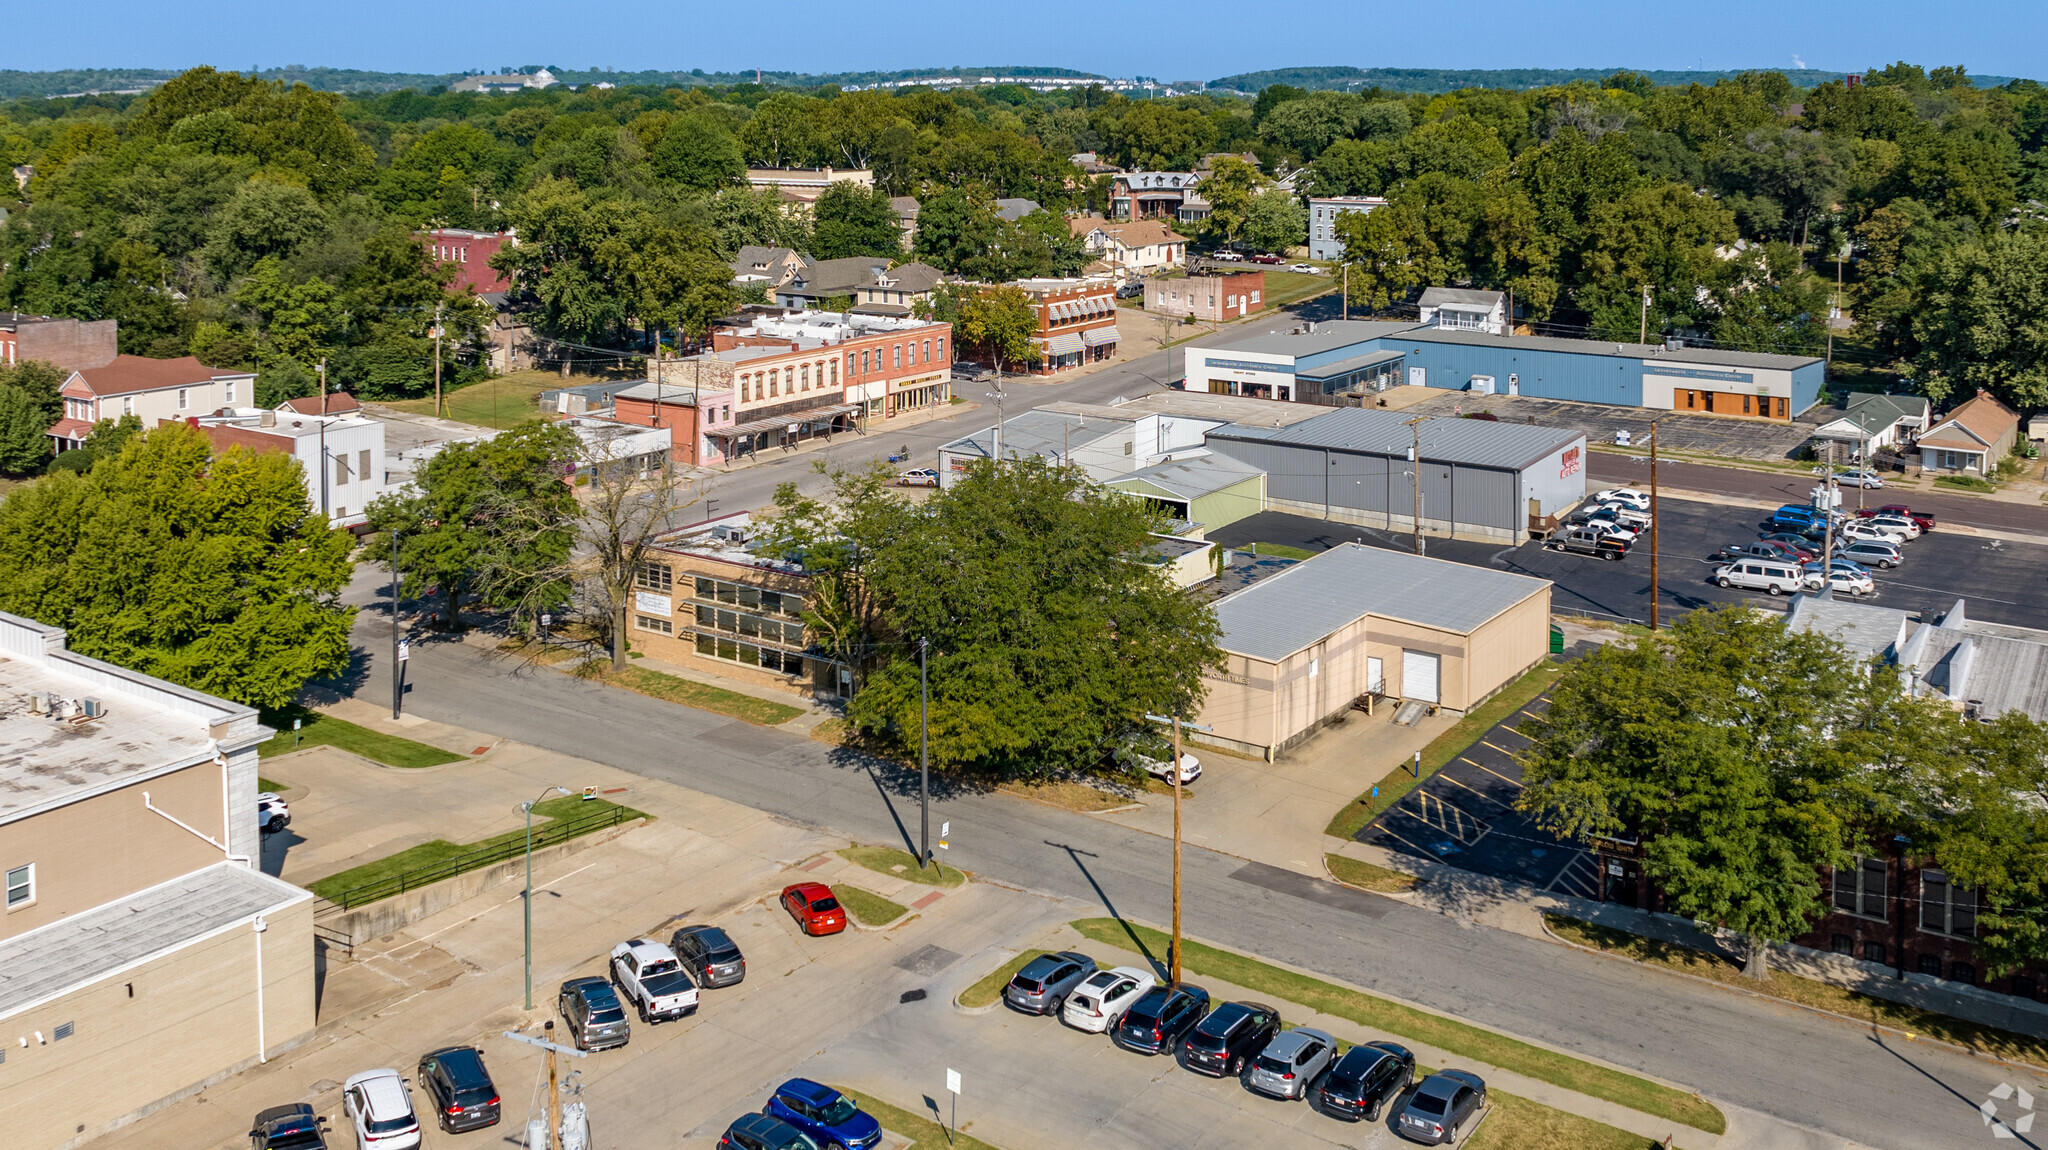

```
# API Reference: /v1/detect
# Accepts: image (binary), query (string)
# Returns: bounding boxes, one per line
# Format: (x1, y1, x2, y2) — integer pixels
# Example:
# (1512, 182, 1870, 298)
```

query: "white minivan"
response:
(1714, 558, 1805, 596)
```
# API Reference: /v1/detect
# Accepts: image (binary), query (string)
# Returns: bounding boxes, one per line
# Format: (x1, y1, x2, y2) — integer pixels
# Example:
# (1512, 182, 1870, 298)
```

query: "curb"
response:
(1535, 914, 2048, 1076)
(1320, 854, 1423, 900)
(953, 946, 1020, 1015)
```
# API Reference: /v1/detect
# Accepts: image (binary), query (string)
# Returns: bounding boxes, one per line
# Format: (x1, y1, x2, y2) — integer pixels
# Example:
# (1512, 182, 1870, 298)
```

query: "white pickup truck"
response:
(609, 940, 699, 1023)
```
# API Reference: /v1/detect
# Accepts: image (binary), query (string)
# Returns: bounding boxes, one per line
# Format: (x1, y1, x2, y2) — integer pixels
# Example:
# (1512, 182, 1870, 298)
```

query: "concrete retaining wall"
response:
(317, 819, 644, 942)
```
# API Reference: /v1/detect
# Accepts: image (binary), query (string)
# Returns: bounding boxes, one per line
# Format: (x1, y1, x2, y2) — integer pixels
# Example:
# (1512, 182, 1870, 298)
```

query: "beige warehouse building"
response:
(1196, 545, 1552, 757)
(0, 611, 311, 1150)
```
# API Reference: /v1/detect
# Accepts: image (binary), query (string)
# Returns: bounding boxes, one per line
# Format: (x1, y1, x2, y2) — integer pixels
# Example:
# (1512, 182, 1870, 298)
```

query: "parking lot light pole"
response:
(1648, 422, 1660, 631)
(918, 638, 931, 870)
(1147, 713, 1211, 986)
(523, 785, 571, 1010)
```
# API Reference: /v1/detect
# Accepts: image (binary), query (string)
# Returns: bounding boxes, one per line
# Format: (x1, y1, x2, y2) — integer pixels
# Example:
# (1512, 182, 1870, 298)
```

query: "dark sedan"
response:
(1395, 1069, 1486, 1144)
(672, 924, 747, 988)
(1317, 1041, 1414, 1122)
(1179, 1000, 1280, 1077)
(1003, 950, 1097, 1015)
(1110, 983, 1210, 1055)
(417, 1045, 499, 1133)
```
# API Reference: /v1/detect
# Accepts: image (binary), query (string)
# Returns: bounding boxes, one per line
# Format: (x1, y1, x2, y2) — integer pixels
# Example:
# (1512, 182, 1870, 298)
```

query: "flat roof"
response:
(941, 410, 1129, 462)
(0, 612, 264, 826)
(1208, 407, 1583, 472)
(1394, 328, 1823, 371)
(1200, 321, 1422, 360)
(1101, 391, 1332, 429)
(1784, 594, 1913, 661)
(0, 862, 308, 1020)
(1109, 454, 1264, 501)
(1213, 543, 1551, 662)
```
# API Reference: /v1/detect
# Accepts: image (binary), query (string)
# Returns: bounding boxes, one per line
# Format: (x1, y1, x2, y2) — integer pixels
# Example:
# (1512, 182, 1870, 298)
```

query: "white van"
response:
(1714, 559, 1805, 596)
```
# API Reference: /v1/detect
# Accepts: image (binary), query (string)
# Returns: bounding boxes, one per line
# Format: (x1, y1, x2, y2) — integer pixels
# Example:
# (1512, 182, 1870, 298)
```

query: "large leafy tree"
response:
(1516, 607, 1940, 977)
(1920, 712, 2048, 976)
(830, 457, 1222, 779)
(367, 421, 579, 631)
(0, 422, 355, 708)
(1909, 229, 2048, 411)
(0, 360, 66, 478)
(810, 183, 903, 260)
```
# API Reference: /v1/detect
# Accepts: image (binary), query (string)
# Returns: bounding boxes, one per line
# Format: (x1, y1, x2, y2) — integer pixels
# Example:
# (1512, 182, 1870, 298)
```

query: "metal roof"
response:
(1202, 321, 1422, 360)
(1393, 327, 1822, 370)
(1418, 287, 1504, 309)
(1784, 594, 1913, 661)
(1213, 543, 1550, 661)
(941, 410, 1129, 462)
(1108, 454, 1264, 501)
(0, 862, 308, 1019)
(1208, 407, 1583, 472)
(1296, 349, 1404, 381)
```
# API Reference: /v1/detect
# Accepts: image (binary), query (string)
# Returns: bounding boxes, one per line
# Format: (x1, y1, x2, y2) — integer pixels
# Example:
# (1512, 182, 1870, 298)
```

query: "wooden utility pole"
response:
(1405, 415, 1426, 555)
(1639, 284, 1651, 344)
(545, 1020, 561, 1150)
(1170, 715, 1183, 985)
(1648, 422, 1660, 630)
(315, 359, 329, 521)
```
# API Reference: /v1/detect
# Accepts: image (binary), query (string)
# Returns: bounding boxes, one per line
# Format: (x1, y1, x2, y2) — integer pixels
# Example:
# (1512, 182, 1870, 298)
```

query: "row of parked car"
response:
(1007, 952, 1488, 1144)
(1545, 487, 1658, 561)
(250, 1049, 502, 1150)
(1712, 502, 1932, 597)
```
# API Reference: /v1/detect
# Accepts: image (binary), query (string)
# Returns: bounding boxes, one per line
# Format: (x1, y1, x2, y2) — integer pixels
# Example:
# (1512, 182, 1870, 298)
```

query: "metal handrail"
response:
(327, 804, 630, 910)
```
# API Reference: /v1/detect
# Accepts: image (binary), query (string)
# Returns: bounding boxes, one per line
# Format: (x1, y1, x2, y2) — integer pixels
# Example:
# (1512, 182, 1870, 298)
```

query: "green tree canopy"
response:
(810, 182, 904, 260)
(0, 360, 66, 478)
(1909, 229, 2048, 411)
(0, 422, 355, 708)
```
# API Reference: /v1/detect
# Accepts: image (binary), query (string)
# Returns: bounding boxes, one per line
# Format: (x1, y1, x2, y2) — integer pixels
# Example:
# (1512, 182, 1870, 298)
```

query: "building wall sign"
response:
(1204, 357, 1296, 375)
(635, 591, 672, 617)
(1642, 365, 1755, 384)
(1560, 446, 1582, 478)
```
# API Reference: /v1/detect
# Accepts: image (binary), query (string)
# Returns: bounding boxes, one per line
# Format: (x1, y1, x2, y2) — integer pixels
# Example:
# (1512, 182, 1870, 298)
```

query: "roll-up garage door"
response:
(1402, 650, 1440, 703)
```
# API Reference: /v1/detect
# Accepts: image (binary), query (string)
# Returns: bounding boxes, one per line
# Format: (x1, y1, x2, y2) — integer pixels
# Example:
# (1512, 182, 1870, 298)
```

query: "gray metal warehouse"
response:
(1204, 408, 1587, 544)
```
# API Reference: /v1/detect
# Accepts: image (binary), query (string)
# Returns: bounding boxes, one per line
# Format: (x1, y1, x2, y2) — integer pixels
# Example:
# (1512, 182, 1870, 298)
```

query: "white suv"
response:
(1593, 488, 1650, 510)
(342, 1069, 421, 1150)
(1061, 966, 1156, 1033)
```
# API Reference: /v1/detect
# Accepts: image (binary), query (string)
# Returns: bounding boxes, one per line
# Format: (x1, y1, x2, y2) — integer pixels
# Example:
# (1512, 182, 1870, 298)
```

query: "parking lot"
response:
(1356, 692, 1601, 901)
(1214, 498, 2048, 632)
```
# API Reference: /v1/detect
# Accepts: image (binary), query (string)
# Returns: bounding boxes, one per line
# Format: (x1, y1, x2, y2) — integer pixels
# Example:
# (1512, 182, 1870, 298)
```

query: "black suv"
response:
(671, 924, 747, 988)
(1318, 1040, 1414, 1122)
(417, 1045, 500, 1133)
(1110, 983, 1211, 1055)
(249, 1104, 326, 1150)
(1180, 999, 1280, 1077)
(720, 1113, 815, 1150)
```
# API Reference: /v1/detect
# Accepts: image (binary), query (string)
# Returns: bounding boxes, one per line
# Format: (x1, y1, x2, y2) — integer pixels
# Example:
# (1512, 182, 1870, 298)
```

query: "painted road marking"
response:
(1436, 771, 1517, 812)
(1481, 739, 1522, 758)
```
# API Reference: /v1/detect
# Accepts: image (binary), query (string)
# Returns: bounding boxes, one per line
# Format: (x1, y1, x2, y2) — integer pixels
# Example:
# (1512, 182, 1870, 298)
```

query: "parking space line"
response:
(1480, 739, 1522, 758)
(1369, 818, 1442, 858)
(1471, 760, 1526, 789)
(1516, 709, 1547, 723)
(1436, 772, 1516, 810)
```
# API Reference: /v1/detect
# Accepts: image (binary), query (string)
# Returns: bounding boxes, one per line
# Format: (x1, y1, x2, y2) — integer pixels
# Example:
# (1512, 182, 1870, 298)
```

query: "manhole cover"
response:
(894, 945, 961, 976)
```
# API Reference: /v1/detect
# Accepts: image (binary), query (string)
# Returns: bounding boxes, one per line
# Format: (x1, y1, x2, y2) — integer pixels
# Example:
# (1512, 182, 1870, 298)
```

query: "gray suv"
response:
(558, 976, 630, 1051)
(1004, 951, 1097, 1015)
(671, 924, 747, 988)
(1246, 1026, 1336, 1100)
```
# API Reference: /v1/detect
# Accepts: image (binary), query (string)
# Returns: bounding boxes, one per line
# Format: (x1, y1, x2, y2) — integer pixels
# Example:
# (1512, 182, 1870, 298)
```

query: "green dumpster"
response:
(1549, 624, 1565, 654)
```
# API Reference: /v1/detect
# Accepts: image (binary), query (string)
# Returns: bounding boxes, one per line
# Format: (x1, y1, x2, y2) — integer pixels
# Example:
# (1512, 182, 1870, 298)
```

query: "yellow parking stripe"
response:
(1438, 772, 1514, 810)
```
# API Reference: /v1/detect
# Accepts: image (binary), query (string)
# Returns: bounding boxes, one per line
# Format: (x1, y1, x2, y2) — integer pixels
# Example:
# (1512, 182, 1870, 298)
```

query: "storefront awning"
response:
(1082, 325, 1120, 348)
(1044, 332, 1085, 357)
(1297, 349, 1403, 381)
(711, 404, 861, 438)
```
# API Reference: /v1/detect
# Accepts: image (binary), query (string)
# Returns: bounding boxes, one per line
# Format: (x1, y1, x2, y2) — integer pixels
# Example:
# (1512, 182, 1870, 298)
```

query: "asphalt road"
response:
(1214, 497, 2048, 632)
(1589, 451, 2048, 538)
(333, 604, 2032, 1150)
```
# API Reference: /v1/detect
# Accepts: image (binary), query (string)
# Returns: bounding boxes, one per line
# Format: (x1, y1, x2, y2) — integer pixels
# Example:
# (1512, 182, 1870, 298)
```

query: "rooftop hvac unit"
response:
(27, 691, 49, 714)
(82, 697, 105, 719)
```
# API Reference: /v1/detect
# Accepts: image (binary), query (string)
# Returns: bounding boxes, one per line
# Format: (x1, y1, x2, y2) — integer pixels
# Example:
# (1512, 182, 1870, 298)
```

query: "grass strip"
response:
(835, 885, 909, 927)
(1546, 914, 2048, 1071)
(381, 370, 562, 430)
(833, 1087, 1005, 1150)
(839, 846, 965, 888)
(573, 661, 804, 726)
(1068, 917, 1723, 1134)
(996, 779, 1135, 812)
(959, 950, 1052, 1009)
(256, 705, 466, 769)
(307, 795, 648, 904)
(1934, 474, 1996, 493)
(1325, 853, 1420, 893)
(257, 777, 285, 793)
(1245, 541, 1317, 561)
(1325, 661, 1561, 840)
(1467, 1091, 1662, 1150)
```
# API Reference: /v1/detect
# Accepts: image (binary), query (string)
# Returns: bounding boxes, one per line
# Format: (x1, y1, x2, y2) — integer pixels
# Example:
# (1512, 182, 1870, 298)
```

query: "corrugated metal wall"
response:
(1393, 340, 1646, 406)
(1208, 438, 1522, 533)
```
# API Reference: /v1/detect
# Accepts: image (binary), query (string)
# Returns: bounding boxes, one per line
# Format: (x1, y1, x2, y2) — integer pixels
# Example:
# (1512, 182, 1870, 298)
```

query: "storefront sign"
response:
(634, 591, 672, 617)
(1560, 446, 1582, 478)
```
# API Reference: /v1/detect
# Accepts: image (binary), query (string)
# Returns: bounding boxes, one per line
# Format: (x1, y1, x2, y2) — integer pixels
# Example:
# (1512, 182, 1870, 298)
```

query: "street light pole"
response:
(390, 529, 403, 720)
(522, 785, 570, 1011)
(918, 637, 931, 870)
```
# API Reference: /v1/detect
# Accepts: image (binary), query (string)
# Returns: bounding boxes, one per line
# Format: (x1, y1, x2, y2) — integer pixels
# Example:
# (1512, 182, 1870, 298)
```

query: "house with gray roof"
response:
(1196, 543, 1553, 757)
(1418, 287, 1508, 335)
(1808, 392, 1931, 460)
(731, 246, 808, 287)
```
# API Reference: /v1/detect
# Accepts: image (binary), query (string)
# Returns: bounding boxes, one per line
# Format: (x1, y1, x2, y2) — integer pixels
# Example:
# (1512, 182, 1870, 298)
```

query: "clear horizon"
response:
(8, 0, 2045, 84)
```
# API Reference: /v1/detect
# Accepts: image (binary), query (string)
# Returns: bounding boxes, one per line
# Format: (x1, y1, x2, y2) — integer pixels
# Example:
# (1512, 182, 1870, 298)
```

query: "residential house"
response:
(776, 257, 904, 310)
(191, 401, 393, 529)
(1145, 269, 1264, 322)
(744, 167, 875, 214)
(421, 228, 514, 295)
(562, 417, 672, 481)
(0, 312, 118, 370)
(1070, 151, 1123, 175)
(1417, 287, 1507, 335)
(730, 246, 809, 289)
(854, 261, 947, 314)
(1069, 216, 1188, 280)
(1916, 389, 2021, 475)
(452, 68, 557, 92)
(625, 513, 848, 698)
(1111, 171, 1201, 221)
(1808, 392, 1931, 462)
(0, 610, 311, 1150)
(1307, 196, 1389, 261)
(1011, 278, 1120, 373)
(49, 356, 259, 453)
(890, 196, 920, 250)
(994, 198, 1041, 222)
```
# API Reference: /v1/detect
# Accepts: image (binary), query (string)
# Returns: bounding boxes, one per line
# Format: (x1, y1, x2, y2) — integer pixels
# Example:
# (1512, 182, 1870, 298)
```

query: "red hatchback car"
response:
(781, 883, 847, 936)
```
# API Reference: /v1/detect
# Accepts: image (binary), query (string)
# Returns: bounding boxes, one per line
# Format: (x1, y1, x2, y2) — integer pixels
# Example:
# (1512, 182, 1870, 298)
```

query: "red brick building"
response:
(1144, 270, 1265, 322)
(422, 229, 513, 295)
(0, 312, 118, 370)
(1011, 279, 1119, 373)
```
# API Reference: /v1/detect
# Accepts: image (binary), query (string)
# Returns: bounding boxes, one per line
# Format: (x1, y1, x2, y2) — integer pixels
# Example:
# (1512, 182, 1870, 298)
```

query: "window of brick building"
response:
(1921, 869, 1977, 937)
(2014, 976, 2038, 1000)
(1952, 962, 1977, 985)
(1860, 941, 1886, 963)
(634, 562, 673, 592)
(1918, 953, 1941, 976)
(1832, 856, 1888, 919)
(1830, 934, 1852, 954)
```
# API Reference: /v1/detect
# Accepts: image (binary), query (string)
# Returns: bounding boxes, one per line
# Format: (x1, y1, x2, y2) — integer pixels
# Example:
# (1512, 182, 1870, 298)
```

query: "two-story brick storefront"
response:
(1011, 279, 1119, 373)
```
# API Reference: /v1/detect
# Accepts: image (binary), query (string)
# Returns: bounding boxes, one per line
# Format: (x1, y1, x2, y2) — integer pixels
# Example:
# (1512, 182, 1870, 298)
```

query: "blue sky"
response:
(10, 0, 2045, 82)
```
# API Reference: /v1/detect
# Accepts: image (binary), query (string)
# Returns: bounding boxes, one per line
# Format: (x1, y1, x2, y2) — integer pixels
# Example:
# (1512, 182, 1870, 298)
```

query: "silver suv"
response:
(1004, 951, 1098, 1015)
(1245, 1026, 1336, 1100)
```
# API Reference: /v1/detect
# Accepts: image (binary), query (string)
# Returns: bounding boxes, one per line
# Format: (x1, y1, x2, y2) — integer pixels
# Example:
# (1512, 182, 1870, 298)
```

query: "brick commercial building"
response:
(0, 313, 118, 371)
(607, 378, 737, 468)
(1012, 279, 1119, 373)
(49, 356, 259, 453)
(191, 399, 393, 529)
(421, 228, 514, 295)
(0, 610, 310, 1150)
(625, 513, 847, 698)
(1145, 269, 1265, 322)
